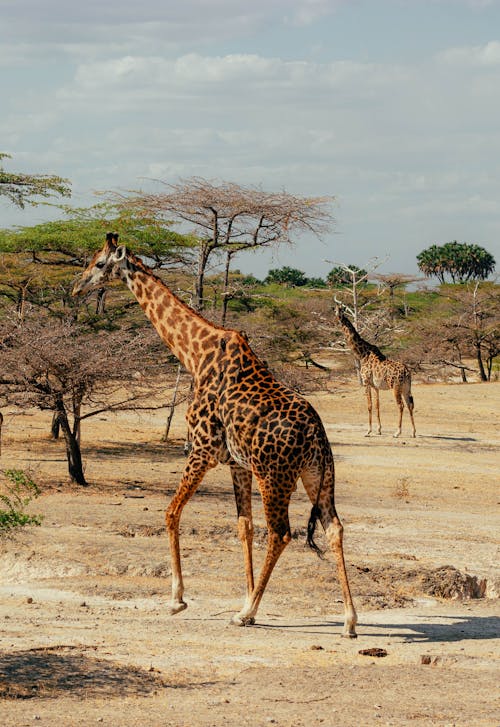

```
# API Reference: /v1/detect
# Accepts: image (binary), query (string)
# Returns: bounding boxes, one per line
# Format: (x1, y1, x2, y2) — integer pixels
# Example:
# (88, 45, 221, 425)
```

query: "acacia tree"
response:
(0, 311, 169, 485)
(0, 204, 194, 316)
(417, 242, 496, 283)
(0, 153, 71, 208)
(371, 273, 422, 317)
(413, 283, 500, 381)
(117, 178, 335, 312)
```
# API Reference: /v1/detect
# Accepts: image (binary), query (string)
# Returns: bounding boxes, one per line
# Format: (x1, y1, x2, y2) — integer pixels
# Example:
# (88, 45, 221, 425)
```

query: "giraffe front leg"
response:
(166, 519, 187, 615)
(165, 450, 215, 616)
(231, 488, 291, 626)
(231, 527, 290, 626)
(364, 384, 373, 436)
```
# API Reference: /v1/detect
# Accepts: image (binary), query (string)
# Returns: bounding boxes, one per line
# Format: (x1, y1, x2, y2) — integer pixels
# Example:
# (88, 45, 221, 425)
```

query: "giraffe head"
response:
(333, 300, 347, 323)
(72, 232, 127, 296)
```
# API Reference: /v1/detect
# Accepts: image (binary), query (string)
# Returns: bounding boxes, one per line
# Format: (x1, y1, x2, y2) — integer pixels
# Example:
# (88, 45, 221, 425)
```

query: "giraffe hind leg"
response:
(230, 464, 255, 614)
(301, 466, 357, 638)
(405, 391, 416, 437)
(374, 387, 382, 435)
(393, 388, 404, 438)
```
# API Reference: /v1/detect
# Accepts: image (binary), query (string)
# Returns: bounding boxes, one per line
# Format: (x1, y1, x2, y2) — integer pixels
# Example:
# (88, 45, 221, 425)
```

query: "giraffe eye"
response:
(95, 261, 105, 269)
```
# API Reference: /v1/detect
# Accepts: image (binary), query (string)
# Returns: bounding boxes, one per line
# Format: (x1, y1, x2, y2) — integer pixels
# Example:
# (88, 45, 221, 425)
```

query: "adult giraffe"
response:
(73, 233, 357, 637)
(334, 303, 416, 438)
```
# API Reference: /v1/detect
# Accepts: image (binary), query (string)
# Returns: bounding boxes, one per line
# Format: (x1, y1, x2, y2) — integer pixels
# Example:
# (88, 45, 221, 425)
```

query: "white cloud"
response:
(2, 1, 500, 274)
(439, 40, 500, 66)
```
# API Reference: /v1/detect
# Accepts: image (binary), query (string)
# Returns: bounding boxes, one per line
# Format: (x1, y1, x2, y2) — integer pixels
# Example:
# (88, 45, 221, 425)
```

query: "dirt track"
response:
(0, 381, 499, 726)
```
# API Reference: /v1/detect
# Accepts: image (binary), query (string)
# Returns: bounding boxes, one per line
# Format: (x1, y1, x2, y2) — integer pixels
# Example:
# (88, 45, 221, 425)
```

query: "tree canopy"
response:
(0, 153, 71, 208)
(417, 241, 496, 283)
(265, 267, 309, 287)
(327, 265, 367, 288)
(114, 177, 335, 310)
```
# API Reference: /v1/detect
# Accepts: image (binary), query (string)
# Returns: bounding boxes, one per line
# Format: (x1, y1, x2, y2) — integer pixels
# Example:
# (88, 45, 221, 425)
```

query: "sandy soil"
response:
(0, 380, 499, 726)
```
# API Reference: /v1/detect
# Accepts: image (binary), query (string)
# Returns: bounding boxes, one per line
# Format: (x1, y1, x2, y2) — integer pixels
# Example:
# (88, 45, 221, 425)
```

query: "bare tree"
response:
(0, 311, 170, 485)
(330, 260, 384, 381)
(410, 282, 500, 381)
(118, 178, 335, 311)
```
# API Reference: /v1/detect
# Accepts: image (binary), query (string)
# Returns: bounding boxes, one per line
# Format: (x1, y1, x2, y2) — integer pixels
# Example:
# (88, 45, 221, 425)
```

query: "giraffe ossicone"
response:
(73, 233, 358, 638)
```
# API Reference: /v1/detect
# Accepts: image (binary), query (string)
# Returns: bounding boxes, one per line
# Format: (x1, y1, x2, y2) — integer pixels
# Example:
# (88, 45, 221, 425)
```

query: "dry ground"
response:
(0, 380, 499, 726)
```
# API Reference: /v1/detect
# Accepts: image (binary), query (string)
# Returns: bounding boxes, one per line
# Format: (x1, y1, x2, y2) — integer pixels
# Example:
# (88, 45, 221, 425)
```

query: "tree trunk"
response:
(50, 409, 61, 439)
(0, 411, 3, 457)
(221, 249, 233, 327)
(475, 341, 487, 382)
(162, 364, 183, 442)
(55, 400, 87, 486)
(194, 242, 212, 312)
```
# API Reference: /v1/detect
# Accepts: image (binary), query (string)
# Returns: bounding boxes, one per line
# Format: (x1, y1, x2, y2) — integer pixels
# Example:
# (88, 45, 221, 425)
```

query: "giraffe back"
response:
(195, 330, 333, 480)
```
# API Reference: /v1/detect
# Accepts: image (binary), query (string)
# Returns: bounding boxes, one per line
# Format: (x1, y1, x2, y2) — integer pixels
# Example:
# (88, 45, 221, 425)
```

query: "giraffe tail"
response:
(307, 505, 325, 559)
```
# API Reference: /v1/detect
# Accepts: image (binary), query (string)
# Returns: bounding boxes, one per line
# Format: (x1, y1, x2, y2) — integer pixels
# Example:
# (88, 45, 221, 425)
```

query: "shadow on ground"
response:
(0, 647, 186, 699)
(255, 614, 500, 644)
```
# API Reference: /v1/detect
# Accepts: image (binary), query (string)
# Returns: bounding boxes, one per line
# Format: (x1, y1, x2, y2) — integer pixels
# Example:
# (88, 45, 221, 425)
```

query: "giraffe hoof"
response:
(169, 601, 188, 616)
(230, 614, 255, 627)
(341, 631, 358, 639)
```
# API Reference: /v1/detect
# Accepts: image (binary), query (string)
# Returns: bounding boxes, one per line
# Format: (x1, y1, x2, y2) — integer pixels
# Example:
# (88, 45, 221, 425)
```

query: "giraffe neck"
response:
(338, 313, 385, 362)
(118, 252, 222, 377)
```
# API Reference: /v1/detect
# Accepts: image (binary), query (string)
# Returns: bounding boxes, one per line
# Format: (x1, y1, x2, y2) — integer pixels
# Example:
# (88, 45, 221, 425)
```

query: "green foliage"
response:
(0, 202, 195, 264)
(417, 242, 496, 283)
(0, 469, 43, 535)
(306, 276, 327, 288)
(264, 267, 327, 288)
(265, 266, 309, 287)
(327, 265, 368, 287)
(0, 153, 71, 208)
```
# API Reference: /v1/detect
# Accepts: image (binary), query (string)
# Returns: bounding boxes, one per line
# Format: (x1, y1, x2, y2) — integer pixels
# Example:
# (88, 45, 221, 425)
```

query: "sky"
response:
(1, 0, 500, 280)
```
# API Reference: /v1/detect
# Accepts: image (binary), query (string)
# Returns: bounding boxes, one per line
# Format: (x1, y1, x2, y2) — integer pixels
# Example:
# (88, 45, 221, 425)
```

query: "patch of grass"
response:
(0, 469, 43, 535)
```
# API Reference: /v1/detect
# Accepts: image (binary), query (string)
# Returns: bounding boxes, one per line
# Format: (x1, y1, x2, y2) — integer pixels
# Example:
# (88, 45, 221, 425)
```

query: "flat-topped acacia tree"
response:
(115, 178, 335, 313)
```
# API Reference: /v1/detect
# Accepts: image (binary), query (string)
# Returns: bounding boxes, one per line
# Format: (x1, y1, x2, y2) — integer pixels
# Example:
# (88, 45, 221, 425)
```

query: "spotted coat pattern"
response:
(334, 304, 416, 438)
(72, 234, 357, 636)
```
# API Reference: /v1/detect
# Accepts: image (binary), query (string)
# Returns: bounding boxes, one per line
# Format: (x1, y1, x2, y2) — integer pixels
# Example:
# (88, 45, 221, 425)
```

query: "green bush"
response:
(0, 469, 43, 535)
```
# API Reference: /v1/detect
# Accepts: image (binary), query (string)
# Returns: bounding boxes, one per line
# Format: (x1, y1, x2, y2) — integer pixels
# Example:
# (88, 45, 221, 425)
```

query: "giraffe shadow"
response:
(422, 435, 477, 442)
(357, 614, 499, 643)
(254, 614, 499, 644)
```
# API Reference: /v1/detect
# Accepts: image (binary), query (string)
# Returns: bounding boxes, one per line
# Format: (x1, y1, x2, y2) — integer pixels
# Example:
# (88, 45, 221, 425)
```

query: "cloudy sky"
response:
(2, 0, 500, 279)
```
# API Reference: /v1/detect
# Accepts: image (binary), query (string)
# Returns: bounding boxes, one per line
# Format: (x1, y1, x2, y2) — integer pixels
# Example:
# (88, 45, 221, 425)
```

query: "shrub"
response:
(0, 469, 43, 535)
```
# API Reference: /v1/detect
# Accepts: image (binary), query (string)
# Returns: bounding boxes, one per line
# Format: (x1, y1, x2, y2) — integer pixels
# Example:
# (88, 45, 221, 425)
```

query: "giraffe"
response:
(334, 304, 416, 438)
(72, 233, 357, 637)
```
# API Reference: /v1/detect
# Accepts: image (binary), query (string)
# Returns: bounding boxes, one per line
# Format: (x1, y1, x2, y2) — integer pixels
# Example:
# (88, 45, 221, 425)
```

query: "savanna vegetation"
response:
(0, 158, 498, 486)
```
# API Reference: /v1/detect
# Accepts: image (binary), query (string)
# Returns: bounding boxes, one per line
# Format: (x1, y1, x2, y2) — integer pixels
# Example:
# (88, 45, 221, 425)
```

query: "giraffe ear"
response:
(114, 245, 126, 261)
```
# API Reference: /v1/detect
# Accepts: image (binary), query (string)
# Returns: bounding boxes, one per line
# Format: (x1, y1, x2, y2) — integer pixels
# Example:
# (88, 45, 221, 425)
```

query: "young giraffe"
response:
(72, 233, 357, 637)
(334, 304, 416, 438)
